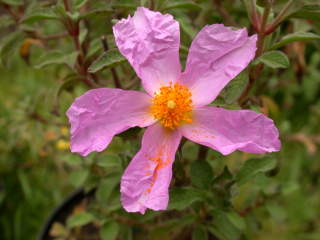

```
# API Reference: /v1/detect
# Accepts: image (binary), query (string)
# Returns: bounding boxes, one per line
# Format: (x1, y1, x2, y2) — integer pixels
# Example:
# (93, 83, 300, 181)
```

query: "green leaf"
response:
(266, 202, 287, 222)
(226, 212, 246, 231)
(96, 173, 120, 203)
(190, 160, 213, 189)
(79, 7, 112, 19)
(1, 0, 23, 6)
(18, 170, 32, 200)
(67, 212, 95, 229)
(271, 32, 320, 50)
(0, 32, 24, 67)
(192, 226, 208, 240)
(68, 169, 89, 187)
(73, 0, 89, 9)
(117, 127, 141, 139)
(177, 16, 197, 40)
(163, 1, 202, 11)
(111, 3, 139, 10)
(51, 75, 79, 115)
(290, 5, 320, 21)
(34, 51, 78, 69)
(235, 157, 277, 185)
(96, 154, 121, 169)
(208, 210, 244, 240)
(150, 215, 195, 239)
(168, 187, 204, 210)
(0, 15, 15, 29)
(21, 8, 60, 23)
(54, 3, 69, 19)
(220, 70, 248, 104)
(272, 1, 305, 23)
(256, 0, 270, 7)
(213, 166, 233, 184)
(255, 50, 290, 68)
(100, 221, 119, 240)
(88, 49, 126, 73)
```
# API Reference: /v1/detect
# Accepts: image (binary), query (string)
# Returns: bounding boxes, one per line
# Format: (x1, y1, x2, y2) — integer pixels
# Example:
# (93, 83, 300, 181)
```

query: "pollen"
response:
(150, 82, 193, 129)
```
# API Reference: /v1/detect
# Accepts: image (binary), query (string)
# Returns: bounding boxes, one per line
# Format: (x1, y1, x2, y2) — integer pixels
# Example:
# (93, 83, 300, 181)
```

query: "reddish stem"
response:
(238, 4, 271, 105)
(101, 36, 122, 89)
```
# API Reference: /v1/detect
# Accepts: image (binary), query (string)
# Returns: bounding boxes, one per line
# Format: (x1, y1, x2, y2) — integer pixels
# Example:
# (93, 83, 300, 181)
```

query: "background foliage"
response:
(1, 0, 320, 239)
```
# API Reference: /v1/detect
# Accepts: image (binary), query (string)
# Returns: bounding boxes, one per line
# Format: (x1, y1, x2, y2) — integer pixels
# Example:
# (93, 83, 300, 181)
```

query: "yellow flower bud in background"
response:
(56, 139, 70, 150)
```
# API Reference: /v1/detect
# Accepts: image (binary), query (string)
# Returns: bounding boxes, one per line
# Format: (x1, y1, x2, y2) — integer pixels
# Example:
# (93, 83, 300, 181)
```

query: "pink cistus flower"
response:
(67, 7, 281, 214)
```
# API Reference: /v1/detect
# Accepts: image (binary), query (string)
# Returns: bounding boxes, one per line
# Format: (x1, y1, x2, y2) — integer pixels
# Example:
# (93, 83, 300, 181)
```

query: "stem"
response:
(256, 5, 271, 57)
(197, 145, 208, 161)
(61, 1, 98, 88)
(100, 35, 109, 52)
(238, 4, 271, 105)
(212, 0, 238, 26)
(249, 0, 260, 32)
(149, 0, 155, 10)
(63, 0, 71, 12)
(174, 138, 189, 185)
(101, 36, 122, 88)
(2, 3, 21, 23)
(265, 0, 294, 35)
(124, 75, 139, 89)
(73, 35, 81, 51)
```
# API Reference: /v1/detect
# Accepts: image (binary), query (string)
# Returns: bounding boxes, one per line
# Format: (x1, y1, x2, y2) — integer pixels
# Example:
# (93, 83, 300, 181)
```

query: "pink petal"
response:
(181, 24, 257, 106)
(113, 7, 181, 95)
(66, 88, 155, 156)
(181, 107, 280, 155)
(121, 123, 182, 214)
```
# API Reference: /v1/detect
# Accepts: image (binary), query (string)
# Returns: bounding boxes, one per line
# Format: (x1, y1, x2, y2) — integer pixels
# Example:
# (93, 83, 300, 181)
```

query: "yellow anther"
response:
(150, 83, 193, 129)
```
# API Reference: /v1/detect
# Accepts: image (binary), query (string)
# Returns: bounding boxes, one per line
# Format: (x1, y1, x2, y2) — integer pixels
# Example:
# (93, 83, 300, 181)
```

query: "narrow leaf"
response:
(88, 49, 126, 73)
(21, 8, 60, 23)
(192, 226, 208, 240)
(0, 32, 24, 67)
(68, 169, 89, 187)
(67, 212, 95, 229)
(96, 173, 120, 203)
(208, 210, 244, 240)
(79, 7, 112, 19)
(271, 32, 320, 49)
(290, 5, 320, 21)
(236, 157, 277, 185)
(190, 160, 213, 189)
(220, 70, 248, 104)
(1, 0, 23, 6)
(168, 187, 204, 210)
(34, 51, 78, 69)
(255, 50, 290, 68)
(163, 2, 202, 11)
(100, 221, 119, 240)
(73, 0, 89, 9)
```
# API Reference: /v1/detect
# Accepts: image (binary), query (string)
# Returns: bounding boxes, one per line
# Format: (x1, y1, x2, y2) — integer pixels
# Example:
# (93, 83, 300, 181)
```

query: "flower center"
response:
(151, 83, 193, 129)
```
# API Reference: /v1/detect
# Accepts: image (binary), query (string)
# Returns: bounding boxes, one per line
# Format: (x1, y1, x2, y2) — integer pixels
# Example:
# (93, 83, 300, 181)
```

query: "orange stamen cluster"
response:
(151, 82, 193, 129)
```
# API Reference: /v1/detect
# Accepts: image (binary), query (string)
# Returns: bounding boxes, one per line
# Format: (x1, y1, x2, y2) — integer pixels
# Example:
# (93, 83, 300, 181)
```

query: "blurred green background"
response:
(1, 0, 320, 240)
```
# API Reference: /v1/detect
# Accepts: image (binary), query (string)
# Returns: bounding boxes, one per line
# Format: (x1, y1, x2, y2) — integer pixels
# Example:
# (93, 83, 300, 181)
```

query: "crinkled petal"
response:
(121, 123, 182, 214)
(181, 24, 257, 106)
(181, 107, 281, 155)
(66, 88, 155, 156)
(113, 7, 181, 95)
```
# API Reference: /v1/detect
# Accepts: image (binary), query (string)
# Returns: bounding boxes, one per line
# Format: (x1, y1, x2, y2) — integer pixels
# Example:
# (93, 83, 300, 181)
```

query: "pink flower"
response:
(67, 7, 280, 214)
